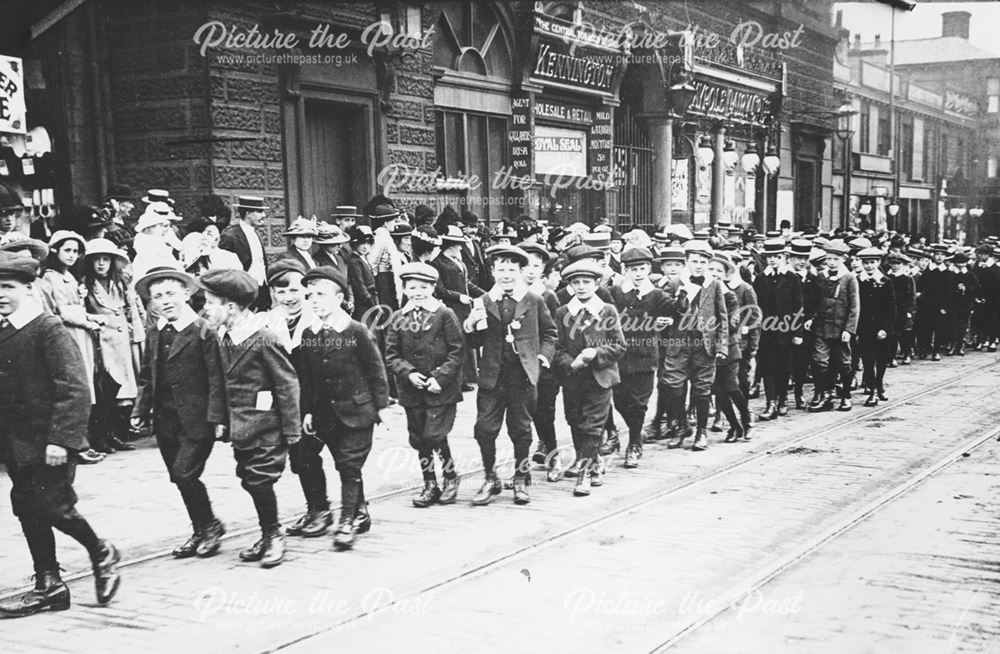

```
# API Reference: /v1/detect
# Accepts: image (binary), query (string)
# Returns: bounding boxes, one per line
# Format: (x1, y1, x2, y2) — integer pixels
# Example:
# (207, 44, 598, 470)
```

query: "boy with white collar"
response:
(295, 267, 389, 550)
(887, 252, 917, 365)
(520, 243, 564, 481)
(752, 238, 803, 421)
(464, 245, 557, 506)
(199, 269, 301, 567)
(649, 247, 686, 442)
(948, 252, 978, 356)
(805, 241, 859, 412)
(607, 247, 680, 467)
(553, 260, 625, 495)
(856, 248, 896, 406)
(915, 245, 954, 361)
(385, 262, 465, 508)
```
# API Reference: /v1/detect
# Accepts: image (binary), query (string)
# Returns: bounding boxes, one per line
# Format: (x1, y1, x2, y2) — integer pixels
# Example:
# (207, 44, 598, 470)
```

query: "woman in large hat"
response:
(83, 238, 146, 452)
(280, 217, 320, 270)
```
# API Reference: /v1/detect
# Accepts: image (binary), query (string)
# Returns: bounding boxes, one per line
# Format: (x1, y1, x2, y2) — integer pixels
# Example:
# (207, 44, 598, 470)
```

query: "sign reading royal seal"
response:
(0, 55, 27, 135)
(534, 126, 587, 178)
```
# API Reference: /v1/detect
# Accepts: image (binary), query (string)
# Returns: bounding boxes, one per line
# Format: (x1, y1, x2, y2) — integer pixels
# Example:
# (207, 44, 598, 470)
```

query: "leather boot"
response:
(589, 459, 605, 487)
(624, 445, 641, 468)
(239, 536, 267, 562)
(512, 476, 531, 505)
(562, 459, 581, 478)
(531, 441, 549, 465)
(91, 540, 121, 605)
(838, 396, 853, 411)
(412, 481, 441, 508)
(691, 428, 708, 451)
(710, 413, 724, 432)
(794, 389, 805, 410)
(285, 511, 311, 537)
(863, 390, 878, 407)
(758, 402, 778, 421)
(573, 470, 591, 496)
(438, 477, 459, 504)
(260, 528, 285, 568)
(599, 431, 620, 455)
(877, 388, 888, 402)
(470, 475, 502, 506)
(748, 381, 761, 399)
(332, 516, 356, 551)
(353, 503, 372, 534)
(776, 399, 789, 416)
(667, 421, 691, 449)
(545, 450, 563, 482)
(172, 530, 202, 558)
(300, 510, 333, 537)
(196, 519, 225, 557)
(808, 391, 832, 412)
(0, 571, 70, 617)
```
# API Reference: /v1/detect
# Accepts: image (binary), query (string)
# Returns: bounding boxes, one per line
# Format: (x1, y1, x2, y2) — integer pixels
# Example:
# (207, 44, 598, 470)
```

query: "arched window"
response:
(433, 1, 511, 80)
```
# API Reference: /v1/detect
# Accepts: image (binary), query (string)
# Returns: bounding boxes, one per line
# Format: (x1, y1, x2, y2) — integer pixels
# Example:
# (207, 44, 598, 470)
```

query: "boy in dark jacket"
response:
(856, 248, 896, 406)
(200, 269, 301, 568)
(297, 266, 389, 550)
(0, 253, 120, 617)
(887, 252, 916, 365)
(553, 260, 626, 495)
(133, 266, 227, 559)
(385, 262, 465, 507)
(948, 252, 979, 356)
(807, 241, 860, 412)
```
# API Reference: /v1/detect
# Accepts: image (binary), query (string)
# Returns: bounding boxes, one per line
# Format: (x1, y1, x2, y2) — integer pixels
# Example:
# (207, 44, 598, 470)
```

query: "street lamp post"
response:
(836, 100, 858, 231)
(653, 68, 696, 228)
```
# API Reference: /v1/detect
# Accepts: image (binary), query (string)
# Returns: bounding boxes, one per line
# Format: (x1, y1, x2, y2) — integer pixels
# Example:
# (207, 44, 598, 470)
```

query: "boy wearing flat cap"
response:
(132, 266, 227, 560)
(464, 244, 557, 505)
(200, 269, 301, 567)
(0, 253, 121, 617)
(553, 260, 626, 495)
(295, 266, 389, 550)
(806, 241, 860, 412)
(886, 252, 916, 365)
(856, 248, 896, 406)
(607, 247, 683, 467)
(385, 262, 465, 507)
(948, 251, 978, 356)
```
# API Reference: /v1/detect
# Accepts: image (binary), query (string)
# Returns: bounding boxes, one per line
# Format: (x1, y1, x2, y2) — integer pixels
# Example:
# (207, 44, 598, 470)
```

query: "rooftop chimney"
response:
(874, 34, 881, 48)
(854, 33, 861, 49)
(942, 11, 971, 39)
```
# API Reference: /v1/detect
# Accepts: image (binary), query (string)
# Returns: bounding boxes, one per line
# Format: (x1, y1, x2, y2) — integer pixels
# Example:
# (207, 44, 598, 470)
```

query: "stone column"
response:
(647, 115, 674, 227)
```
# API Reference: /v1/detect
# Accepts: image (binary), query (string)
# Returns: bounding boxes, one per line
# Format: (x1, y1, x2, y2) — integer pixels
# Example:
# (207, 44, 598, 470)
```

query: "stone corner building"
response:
(3, 0, 841, 253)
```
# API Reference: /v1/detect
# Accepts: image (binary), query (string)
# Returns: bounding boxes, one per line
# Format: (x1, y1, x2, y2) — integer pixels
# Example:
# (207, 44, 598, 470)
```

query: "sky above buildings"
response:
(835, 1, 1000, 55)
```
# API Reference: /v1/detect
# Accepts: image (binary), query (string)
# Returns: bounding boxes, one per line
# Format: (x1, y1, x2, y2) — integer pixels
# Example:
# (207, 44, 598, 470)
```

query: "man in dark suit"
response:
(199, 269, 301, 568)
(434, 225, 485, 391)
(460, 210, 492, 289)
(296, 267, 389, 550)
(219, 196, 271, 310)
(463, 245, 557, 505)
(0, 253, 120, 617)
(132, 266, 228, 559)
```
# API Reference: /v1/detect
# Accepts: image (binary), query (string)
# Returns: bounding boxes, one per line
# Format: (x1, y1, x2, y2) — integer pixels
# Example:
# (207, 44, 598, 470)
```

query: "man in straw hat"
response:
(0, 252, 121, 617)
(219, 196, 271, 311)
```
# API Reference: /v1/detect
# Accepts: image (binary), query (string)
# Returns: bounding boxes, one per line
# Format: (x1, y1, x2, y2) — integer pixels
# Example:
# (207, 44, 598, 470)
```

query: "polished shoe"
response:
(439, 477, 459, 504)
(412, 481, 441, 508)
(599, 431, 621, 455)
(107, 436, 136, 451)
(724, 423, 743, 443)
(710, 414, 724, 432)
(956, 348, 966, 357)
(285, 511, 312, 537)
(91, 540, 121, 605)
(590, 460, 605, 487)
(573, 471, 591, 496)
(989, 344, 998, 353)
(887, 359, 898, 368)
(740, 422, 753, 441)
(239, 537, 267, 562)
(531, 441, 549, 465)
(776, 402, 789, 417)
(260, 529, 285, 567)
(546, 454, 563, 482)
(667, 422, 691, 449)
(877, 389, 888, 402)
(931, 353, 941, 361)
(0, 571, 70, 618)
(332, 520, 356, 551)
(172, 531, 202, 558)
(837, 397, 853, 411)
(353, 504, 372, 534)
(808, 393, 834, 412)
(794, 393, 805, 410)
(300, 510, 333, 538)
(461, 383, 476, 392)
(758, 402, 778, 421)
(691, 429, 708, 451)
(747, 382, 761, 399)
(900, 356, 911, 365)
(562, 460, 581, 478)
(196, 519, 225, 557)
(77, 449, 104, 464)
(863, 391, 878, 407)
(624, 445, 641, 468)
(470, 477, 502, 506)
(512, 477, 531, 504)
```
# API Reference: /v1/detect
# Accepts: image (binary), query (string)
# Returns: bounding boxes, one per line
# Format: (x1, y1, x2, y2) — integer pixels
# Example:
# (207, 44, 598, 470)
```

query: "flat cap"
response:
(683, 239, 714, 258)
(519, 242, 550, 262)
(561, 260, 604, 282)
(485, 244, 529, 266)
(196, 269, 259, 304)
(0, 251, 39, 282)
(398, 261, 439, 284)
(823, 240, 850, 256)
(0, 236, 48, 261)
(135, 265, 196, 299)
(266, 258, 306, 285)
(856, 247, 884, 260)
(621, 247, 654, 265)
(566, 243, 603, 263)
(886, 252, 911, 264)
(302, 265, 348, 294)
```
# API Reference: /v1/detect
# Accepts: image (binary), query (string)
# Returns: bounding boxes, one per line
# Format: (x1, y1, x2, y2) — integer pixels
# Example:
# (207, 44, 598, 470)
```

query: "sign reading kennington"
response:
(532, 42, 616, 93)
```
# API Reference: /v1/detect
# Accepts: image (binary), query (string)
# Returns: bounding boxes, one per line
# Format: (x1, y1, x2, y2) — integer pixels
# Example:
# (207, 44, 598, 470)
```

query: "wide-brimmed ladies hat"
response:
(84, 237, 128, 262)
(136, 205, 174, 232)
(314, 223, 349, 245)
(440, 225, 467, 245)
(282, 217, 319, 238)
(48, 230, 86, 254)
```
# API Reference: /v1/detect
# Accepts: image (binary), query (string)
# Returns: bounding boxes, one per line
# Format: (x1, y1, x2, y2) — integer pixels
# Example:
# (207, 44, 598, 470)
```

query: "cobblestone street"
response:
(2, 354, 998, 653)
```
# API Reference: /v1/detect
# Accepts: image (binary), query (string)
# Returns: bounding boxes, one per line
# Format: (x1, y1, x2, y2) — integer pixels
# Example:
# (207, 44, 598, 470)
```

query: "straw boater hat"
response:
(330, 205, 361, 220)
(234, 196, 268, 211)
(142, 189, 175, 206)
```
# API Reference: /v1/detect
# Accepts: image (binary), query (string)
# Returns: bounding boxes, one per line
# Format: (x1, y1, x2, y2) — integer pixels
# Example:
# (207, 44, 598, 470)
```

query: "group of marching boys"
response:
(2, 197, 994, 617)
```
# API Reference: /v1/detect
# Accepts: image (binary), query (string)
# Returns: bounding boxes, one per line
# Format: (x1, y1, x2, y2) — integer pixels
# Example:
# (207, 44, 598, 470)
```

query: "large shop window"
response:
(435, 110, 510, 220)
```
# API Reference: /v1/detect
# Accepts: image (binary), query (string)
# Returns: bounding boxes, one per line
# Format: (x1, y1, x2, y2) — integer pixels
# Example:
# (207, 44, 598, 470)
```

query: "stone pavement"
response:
(0, 353, 997, 652)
